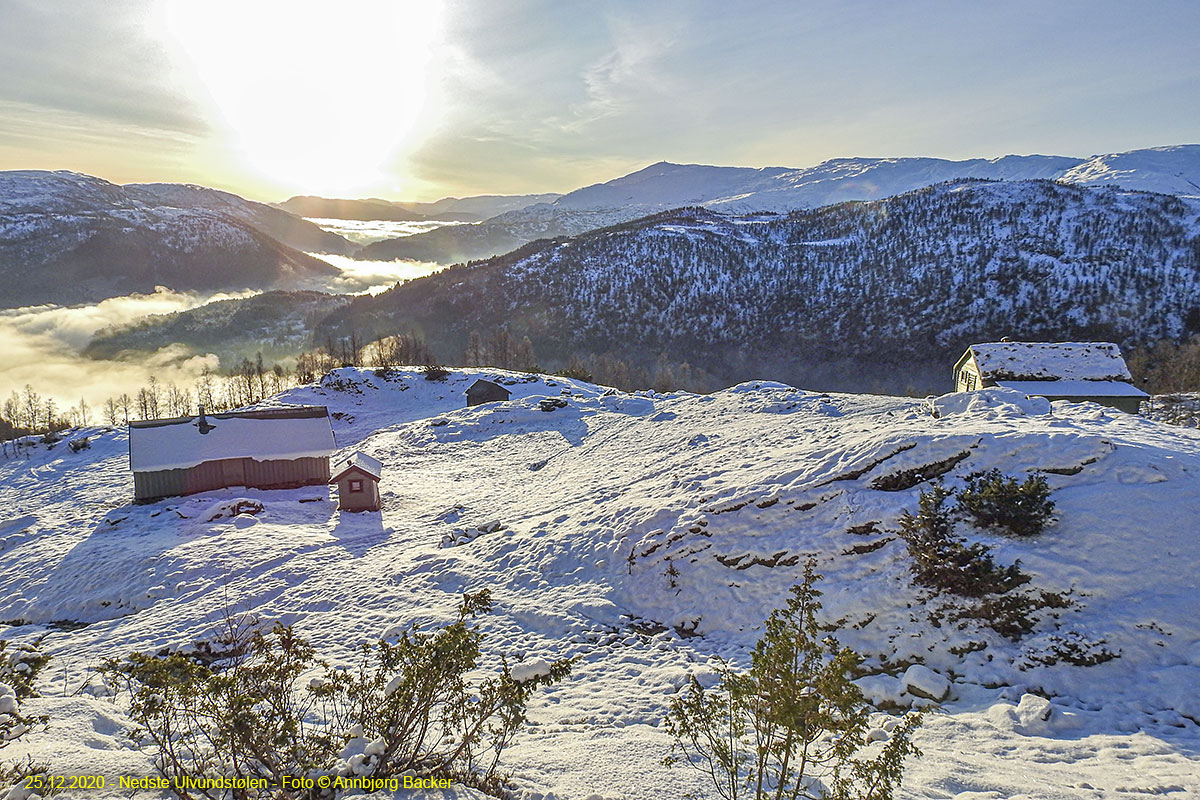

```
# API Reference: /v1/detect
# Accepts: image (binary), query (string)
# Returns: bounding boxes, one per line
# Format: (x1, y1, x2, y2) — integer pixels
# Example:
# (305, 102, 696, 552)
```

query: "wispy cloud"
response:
(569, 20, 676, 130)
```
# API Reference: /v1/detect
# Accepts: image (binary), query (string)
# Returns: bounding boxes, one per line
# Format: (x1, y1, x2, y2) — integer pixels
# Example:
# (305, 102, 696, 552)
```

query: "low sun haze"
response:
(1, 0, 1198, 202)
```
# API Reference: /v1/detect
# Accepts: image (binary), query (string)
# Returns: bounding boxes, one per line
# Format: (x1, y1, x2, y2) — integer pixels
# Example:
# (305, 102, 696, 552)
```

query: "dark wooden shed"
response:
(466, 379, 512, 407)
(129, 406, 336, 503)
(330, 451, 382, 512)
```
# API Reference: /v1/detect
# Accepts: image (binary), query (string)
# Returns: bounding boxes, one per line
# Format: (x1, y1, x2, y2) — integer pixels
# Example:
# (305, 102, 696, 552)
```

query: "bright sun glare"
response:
(160, 1, 444, 197)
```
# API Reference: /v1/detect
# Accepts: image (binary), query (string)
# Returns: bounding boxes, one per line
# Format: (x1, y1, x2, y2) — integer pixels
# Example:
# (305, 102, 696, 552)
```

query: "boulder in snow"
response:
(900, 664, 951, 701)
(510, 658, 552, 683)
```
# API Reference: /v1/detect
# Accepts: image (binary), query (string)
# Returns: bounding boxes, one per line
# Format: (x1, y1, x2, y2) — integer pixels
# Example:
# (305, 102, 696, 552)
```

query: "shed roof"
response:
(331, 451, 382, 482)
(466, 379, 511, 397)
(129, 406, 335, 472)
(996, 380, 1149, 399)
(967, 341, 1132, 381)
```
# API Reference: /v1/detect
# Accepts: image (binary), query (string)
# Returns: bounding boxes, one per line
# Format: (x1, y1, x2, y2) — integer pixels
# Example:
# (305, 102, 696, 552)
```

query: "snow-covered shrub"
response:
(0, 641, 50, 792)
(422, 364, 450, 382)
(103, 590, 571, 799)
(665, 560, 922, 800)
(0, 642, 48, 703)
(956, 469, 1056, 537)
(964, 590, 1072, 640)
(897, 485, 1028, 598)
(898, 485, 1070, 639)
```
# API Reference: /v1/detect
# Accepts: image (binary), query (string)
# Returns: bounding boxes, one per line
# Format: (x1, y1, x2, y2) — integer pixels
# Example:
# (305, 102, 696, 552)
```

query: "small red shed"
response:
(330, 451, 382, 512)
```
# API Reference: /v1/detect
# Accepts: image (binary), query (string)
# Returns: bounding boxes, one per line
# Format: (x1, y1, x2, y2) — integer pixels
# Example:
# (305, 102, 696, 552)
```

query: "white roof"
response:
(129, 407, 335, 472)
(968, 341, 1132, 381)
(996, 380, 1149, 399)
(332, 451, 382, 480)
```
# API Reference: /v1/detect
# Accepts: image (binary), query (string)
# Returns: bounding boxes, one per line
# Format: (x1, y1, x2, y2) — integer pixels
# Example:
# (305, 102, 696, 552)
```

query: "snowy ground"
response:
(1, 369, 1198, 799)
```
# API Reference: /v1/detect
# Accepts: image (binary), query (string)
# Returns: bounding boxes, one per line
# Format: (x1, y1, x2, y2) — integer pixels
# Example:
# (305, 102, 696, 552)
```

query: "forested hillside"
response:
(322, 179, 1200, 391)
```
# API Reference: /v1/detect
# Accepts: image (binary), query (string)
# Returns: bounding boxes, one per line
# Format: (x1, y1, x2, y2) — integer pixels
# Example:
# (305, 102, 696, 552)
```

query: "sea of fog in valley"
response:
(304, 217, 468, 245)
(303, 253, 444, 296)
(2, 219, 448, 413)
(0, 289, 234, 416)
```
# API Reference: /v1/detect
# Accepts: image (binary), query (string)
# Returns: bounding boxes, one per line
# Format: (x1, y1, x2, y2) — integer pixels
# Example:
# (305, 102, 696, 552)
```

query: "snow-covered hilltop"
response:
(2, 368, 1198, 797)
(1058, 144, 1200, 196)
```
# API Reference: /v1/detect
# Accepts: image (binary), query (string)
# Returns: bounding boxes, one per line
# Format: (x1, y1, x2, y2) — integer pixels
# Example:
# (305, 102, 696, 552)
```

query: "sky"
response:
(0, 0, 1198, 203)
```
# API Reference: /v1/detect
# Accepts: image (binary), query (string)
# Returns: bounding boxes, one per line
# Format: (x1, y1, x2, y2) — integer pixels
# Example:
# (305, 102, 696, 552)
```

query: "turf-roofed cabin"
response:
(954, 341, 1149, 413)
(128, 406, 336, 503)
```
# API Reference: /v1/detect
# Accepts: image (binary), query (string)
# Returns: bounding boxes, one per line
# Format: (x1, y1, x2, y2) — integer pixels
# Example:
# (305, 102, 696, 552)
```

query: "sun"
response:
(159, 0, 445, 197)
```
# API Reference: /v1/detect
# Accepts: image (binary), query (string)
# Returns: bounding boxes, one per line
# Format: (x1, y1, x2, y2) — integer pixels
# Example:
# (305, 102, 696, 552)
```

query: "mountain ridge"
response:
(0, 170, 345, 307)
(324, 178, 1200, 392)
(353, 145, 1200, 265)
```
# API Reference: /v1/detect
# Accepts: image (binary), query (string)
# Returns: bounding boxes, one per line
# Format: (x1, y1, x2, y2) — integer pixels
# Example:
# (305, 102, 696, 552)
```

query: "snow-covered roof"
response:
(996, 380, 1149, 399)
(331, 451, 382, 482)
(967, 341, 1132, 381)
(129, 406, 335, 472)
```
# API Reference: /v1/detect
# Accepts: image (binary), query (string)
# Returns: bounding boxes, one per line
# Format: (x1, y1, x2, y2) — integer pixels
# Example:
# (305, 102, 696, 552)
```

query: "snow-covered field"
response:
(2, 369, 1199, 798)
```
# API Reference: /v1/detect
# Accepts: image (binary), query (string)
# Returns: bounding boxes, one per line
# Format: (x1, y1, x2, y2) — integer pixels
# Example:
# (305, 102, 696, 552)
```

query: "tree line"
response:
(1, 327, 722, 453)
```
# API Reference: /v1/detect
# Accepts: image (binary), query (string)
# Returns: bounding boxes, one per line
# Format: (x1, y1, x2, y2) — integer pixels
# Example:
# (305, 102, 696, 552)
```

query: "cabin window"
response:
(350, 479, 363, 493)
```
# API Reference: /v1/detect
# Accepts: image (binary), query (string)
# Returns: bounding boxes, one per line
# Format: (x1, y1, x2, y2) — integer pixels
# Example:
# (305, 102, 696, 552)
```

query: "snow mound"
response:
(931, 388, 1052, 418)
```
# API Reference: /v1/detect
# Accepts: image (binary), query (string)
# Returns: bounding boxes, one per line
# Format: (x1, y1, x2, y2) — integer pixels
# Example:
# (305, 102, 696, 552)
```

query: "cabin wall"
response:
(1033, 395, 1144, 414)
(134, 456, 331, 502)
(976, 381, 1144, 414)
(955, 358, 981, 392)
(334, 473, 381, 512)
(467, 391, 508, 406)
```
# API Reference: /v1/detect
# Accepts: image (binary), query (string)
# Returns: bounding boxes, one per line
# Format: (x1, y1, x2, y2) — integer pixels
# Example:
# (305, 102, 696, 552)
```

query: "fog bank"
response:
(0, 288, 244, 414)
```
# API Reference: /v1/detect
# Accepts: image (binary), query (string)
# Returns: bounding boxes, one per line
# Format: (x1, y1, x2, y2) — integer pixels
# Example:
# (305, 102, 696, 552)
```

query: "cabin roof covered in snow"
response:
(995, 380, 1149, 398)
(965, 341, 1133, 381)
(129, 406, 335, 472)
(331, 451, 382, 481)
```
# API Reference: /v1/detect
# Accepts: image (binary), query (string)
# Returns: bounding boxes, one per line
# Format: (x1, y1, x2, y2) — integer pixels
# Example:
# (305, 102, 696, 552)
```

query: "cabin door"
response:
(221, 458, 247, 488)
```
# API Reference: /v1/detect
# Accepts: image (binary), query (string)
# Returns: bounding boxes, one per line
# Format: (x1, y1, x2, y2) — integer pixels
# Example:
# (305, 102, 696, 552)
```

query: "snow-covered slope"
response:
(0, 171, 342, 306)
(2, 368, 1199, 797)
(1060, 145, 1200, 196)
(548, 154, 1080, 215)
(537, 145, 1200, 216)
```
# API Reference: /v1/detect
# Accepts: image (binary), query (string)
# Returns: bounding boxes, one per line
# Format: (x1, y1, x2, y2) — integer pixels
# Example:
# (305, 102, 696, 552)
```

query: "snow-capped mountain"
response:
(0, 171, 346, 306)
(1058, 144, 1200, 195)
(355, 145, 1200, 265)
(3, 367, 1198, 797)
(547, 145, 1200, 215)
(328, 179, 1200, 391)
